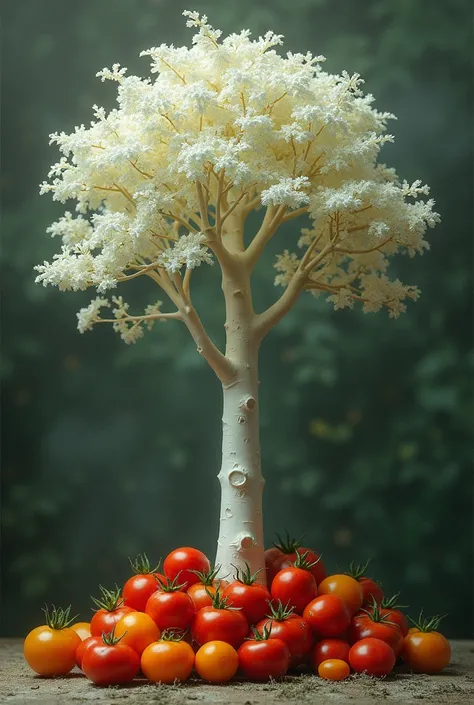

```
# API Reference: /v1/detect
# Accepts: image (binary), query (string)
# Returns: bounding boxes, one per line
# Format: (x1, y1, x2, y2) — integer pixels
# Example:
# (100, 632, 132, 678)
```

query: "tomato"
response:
(380, 594, 409, 636)
(76, 636, 103, 669)
(271, 553, 318, 614)
(145, 577, 195, 631)
(70, 622, 91, 641)
(141, 634, 195, 683)
(191, 589, 249, 648)
(318, 658, 350, 680)
(24, 606, 81, 676)
(265, 532, 326, 586)
(238, 630, 290, 681)
(348, 602, 403, 657)
(303, 595, 351, 638)
(346, 561, 384, 606)
(90, 585, 134, 636)
(222, 564, 270, 625)
(349, 637, 396, 677)
(187, 565, 227, 612)
(82, 632, 140, 686)
(123, 553, 165, 612)
(318, 574, 363, 615)
(255, 600, 313, 666)
(402, 613, 451, 674)
(163, 547, 210, 589)
(311, 638, 351, 669)
(195, 640, 239, 683)
(114, 611, 160, 655)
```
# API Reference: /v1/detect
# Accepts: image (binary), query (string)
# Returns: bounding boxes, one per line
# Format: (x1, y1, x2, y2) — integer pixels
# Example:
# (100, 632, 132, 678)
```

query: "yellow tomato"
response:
(24, 625, 81, 676)
(318, 575, 364, 615)
(141, 639, 195, 683)
(115, 611, 160, 655)
(195, 640, 239, 683)
(71, 622, 91, 640)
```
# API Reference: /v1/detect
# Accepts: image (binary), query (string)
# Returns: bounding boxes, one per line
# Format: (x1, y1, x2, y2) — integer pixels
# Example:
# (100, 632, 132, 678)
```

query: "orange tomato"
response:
(187, 583, 217, 612)
(24, 609, 81, 677)
(141, 639, 195, 683)
(318, 658, 351, 681)
(71, 622, 91, 641)
(195, 640, 239, 683)
(403, 630, 451, 674)
(115, 611, 160, 655)
(318, 575, 363, 615)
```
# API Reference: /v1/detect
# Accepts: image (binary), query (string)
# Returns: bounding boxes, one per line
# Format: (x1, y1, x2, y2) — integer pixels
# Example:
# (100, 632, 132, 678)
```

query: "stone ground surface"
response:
(1, 639, 473, 705)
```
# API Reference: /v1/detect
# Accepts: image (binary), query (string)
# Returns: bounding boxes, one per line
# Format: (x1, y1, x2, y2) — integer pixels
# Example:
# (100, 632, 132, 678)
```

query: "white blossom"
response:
(158, 232, 213, 272)
(261, 177, 310, 208)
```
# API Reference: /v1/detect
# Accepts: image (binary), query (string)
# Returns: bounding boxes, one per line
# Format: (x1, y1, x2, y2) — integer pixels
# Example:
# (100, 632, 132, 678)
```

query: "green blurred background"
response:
(1, 0, 473, 638)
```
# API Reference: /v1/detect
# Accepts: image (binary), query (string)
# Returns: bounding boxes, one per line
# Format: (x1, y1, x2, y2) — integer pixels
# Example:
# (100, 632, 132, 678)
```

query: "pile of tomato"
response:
(23, 537, 451, 686)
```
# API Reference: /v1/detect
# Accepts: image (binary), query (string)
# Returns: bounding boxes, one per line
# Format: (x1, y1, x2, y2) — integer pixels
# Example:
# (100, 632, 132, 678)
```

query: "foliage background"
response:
(1, 0, 472, 637)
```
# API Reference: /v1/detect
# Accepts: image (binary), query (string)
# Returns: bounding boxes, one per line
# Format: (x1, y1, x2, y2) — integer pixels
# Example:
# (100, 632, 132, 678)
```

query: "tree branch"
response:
(254, 270, 307, 342)
(244, 204, 286, 269)
(181, 303, 236, 384)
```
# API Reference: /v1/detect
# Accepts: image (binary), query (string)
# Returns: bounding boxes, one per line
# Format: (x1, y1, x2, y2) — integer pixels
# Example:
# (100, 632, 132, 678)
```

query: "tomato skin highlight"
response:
(222, 582, 271, 625)
(303, 595, 351, 638)
(90, 606, 134, 637)
(145, 589, 195, 631)
(195, 640, 239, 683)
(349, 615, 403, 658)
(123, 573, 165, 612)
(76, 635, 103, 670)
(70, 622, 91, 641)
(24, 625, 81, 676)
(82, 643, 140, 686)
(114, 611, 161, 655)
(318, 658, 350, 681)
(265, 547, 326, 587)
(141, 639, 195, 683)
(402, 631, 451, 674)
(163, 547, 210, 589)
(318, 575, 364, 615)
(238, 637, 290, 681)
(311, 638, 351, 669)
(255, 615, 313, 667)
(271, 567, 317, 615)
(191, 605, 249, 648)
(349, 637, 396, 677)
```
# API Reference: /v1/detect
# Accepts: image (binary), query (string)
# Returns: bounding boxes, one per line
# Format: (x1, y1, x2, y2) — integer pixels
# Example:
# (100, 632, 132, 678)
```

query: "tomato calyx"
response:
(248, 624, 272, 641)
(266, 599, 295, 622)
(360, 597, 398, 626)
(91, 585, 124, 612)
(42, 604, 78, 630)
(156, 574, 187, 593)
(346, 559, 372, 580)
(381, 593, 408, 610)
(409, 609, 447, 633)
(101, 626, 126, 646)
(207, 586, 241, 611)
(231, 562, 262, 586)
(292, 550, 321, 571)
(273, 530, 306, 554)
(160, 628, 188, 642)
(189, 564, 222, 586)
(128, 552, 161, 576)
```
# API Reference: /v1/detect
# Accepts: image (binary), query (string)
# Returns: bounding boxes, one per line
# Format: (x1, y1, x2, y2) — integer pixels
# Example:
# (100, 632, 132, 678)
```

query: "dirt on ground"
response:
(1, 640, 473, 705)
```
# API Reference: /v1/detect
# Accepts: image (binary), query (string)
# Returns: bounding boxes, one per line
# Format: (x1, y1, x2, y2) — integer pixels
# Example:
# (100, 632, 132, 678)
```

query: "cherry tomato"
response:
(70, 622, 91, 641)
(255, 601, 313, 666)
(348, 603, 403, 657)
(303, 595, 351, 638)
(191, 589, 248, 648)
(187, 566, 228, 612)
(318, 575, 363, 615)
(238, 630, 290, 681)
(163, 547, 210, 589)
(141, 635, 195, 683)
(90, 585, 134, 636)
(349, 637, 396, 677)
(380, 594, 409, 636)
(145, 577, 195, 631)
(346, 561, 383, 606)
(311, 638, 351, 669)
(271, 553, 318, 614)
(82, 634, 140, 686)
(222, 564, 270, 625)
(123, 553, 165, 612)
(265, 532, 327, 586)
(195, 640, 239, 683)
(24, 606, 81, 676)
(76, 636, 103, 670)
(402, 613, 451, 674)
(318, 658, 350, 680)
(114, 611, 160, 655)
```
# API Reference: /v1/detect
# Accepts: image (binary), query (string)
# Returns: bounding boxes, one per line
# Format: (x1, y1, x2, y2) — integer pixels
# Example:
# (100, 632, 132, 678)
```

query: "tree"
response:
(35, 11, 439, 582)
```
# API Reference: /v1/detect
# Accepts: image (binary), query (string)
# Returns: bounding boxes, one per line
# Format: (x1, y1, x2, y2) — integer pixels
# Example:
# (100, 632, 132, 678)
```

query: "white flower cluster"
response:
(76, 296, 163, 344)
(159, 232, 213, 273)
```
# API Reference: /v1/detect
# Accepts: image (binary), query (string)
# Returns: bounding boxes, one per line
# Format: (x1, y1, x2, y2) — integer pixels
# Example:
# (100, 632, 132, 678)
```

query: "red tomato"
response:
(346, 561, 384, 606)
(90, 585, 134, 636)
(318, 658, 350, 680)
(238, 630, 290, 681)
(271, 553, 318, 614)
(145, 578, 195, 631)
(163, 547, 210, 589)
(318, 575, 364, 615)
(191, 589, 248, 648)
(265, 532, 326, 586)
(380, 594, 409, 636)
(349, 637, 396, 677)
(82, 634, 140, 685)
(348, 603, 403, 657)
(311, 638, 351, 669)
(254, 601, 313, 666)
(76, 635, 103, 670)
(303, 595, 351, 638)
(23, 605, 81, 676)
(222, 564, 270, 625)
(402, 613, 451, 674)
(123, 553, 165, 612)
